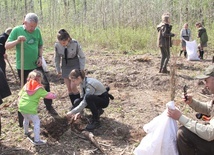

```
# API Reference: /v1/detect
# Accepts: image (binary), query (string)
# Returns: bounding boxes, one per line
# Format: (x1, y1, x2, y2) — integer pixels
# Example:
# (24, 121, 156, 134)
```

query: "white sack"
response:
(133, 101, 179, 155)
(185, 40, 200, 61)
(42, 56, 48, 72)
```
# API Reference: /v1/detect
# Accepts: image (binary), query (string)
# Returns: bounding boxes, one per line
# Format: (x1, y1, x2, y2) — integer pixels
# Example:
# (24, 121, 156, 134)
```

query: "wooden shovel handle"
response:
(21, 41, 24, 87)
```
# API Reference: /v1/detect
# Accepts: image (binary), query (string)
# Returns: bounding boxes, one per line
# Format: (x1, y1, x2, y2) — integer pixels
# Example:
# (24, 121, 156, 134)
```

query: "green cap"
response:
(196, 65, 214, 79)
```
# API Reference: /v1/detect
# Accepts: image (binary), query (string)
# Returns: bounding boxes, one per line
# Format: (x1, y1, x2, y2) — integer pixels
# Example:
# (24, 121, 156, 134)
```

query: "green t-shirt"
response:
(7, 25, 43, 70)
(18, 88, 48, 114)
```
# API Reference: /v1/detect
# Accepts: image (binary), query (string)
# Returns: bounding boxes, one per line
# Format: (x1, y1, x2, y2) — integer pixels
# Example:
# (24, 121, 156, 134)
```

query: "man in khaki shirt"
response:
(168, 65, 214, 155)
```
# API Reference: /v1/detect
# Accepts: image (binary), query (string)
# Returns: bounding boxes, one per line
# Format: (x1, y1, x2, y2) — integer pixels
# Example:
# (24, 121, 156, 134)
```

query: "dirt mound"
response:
(41, 116, 69, 141)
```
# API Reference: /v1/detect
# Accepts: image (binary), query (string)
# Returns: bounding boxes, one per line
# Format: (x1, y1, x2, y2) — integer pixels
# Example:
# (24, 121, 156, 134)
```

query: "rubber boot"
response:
(200, 50, 204, 59)
(159, 67, 162, 73)
(86, 118, 101, 131)
(162, 67, 170, 74)
(184, 51, 187, 58)
(199, 50, 204, 59)
(44, 98, 53, 110)
(69, 93, 80, 106)
(18, 111, 24, 127)
(179, 50, 183, 56)
(199, 50, 202, 59)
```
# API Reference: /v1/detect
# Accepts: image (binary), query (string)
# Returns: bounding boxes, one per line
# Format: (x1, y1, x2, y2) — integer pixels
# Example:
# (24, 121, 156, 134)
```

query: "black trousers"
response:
(0, 58, 6, 78)
(74, 92, 109, 120)
(17, 66, 52, 127)
(0, 66, 11, 135)
(160, 46, 170, 70)
(0, 67, 11, 104)
(177, 126, 214, 155)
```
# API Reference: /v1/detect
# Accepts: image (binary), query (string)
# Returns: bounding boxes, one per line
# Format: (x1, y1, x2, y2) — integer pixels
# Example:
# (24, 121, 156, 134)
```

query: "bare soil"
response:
(0, 48, 213, 155)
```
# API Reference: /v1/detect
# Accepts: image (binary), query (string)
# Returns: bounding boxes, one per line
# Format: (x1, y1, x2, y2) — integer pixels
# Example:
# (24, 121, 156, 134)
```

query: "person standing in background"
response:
(54, 29, 85, 109)
(0, 27, 13, 77)
(5, 13, 56, 127)
(157, 12, 175, 73)
(195, 22, 208, 59)
(0, 67, 11, 136)
(180, 23, 191, 58)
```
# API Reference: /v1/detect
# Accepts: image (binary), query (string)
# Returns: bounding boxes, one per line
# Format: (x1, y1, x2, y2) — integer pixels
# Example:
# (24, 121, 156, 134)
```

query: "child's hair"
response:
(57, 29, 71, 41)
(183, 23, 188, 27)
(69, 69, 85, 80)
(5, 27, 12, 34)
(27, 70, 43, 82)
(195, 22, 202, 27)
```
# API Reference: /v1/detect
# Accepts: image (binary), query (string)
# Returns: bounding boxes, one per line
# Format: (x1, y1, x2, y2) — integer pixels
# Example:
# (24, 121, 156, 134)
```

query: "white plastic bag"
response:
(133, 101, 179, 155)
(42, 56, 48, 72)
(185, 40, 200, 61)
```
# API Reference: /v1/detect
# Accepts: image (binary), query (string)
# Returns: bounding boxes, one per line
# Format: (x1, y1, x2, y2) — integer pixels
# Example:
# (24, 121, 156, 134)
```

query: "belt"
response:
(63, 57, 77, 60)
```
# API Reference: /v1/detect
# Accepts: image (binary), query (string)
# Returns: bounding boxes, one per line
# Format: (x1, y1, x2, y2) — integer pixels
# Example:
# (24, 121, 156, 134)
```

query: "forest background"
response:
(1, 0, 214, 154)
(0, 0, 214, 53)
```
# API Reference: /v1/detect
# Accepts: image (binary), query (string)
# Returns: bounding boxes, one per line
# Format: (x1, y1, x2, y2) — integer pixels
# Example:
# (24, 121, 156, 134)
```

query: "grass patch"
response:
(42, 26, 157, 55)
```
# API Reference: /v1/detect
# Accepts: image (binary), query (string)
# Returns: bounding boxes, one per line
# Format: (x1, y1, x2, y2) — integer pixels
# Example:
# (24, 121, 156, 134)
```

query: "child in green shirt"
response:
(18, 70, 57, 145)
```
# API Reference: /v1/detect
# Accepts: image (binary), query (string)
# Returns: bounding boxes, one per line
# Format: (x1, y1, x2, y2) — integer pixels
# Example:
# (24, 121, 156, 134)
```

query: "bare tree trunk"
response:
(83, 0, 87, 18)
(100, 0, 107, 30)
(63, 0, 67, 6)
(73, 0, 76, 14)
(199, 0, 204, 25)
(4, 0, 8, 27)
(39, 0, 43, 22)
(63, 0, 69, 23)
(185, 7, 189, 22)
(30, 0, 34, 12)
(24, 0, 27, 14)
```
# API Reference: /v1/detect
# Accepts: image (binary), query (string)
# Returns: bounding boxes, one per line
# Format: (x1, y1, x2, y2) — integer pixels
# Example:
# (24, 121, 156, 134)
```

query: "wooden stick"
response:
(20, 41, 24, 87)
(82, 131, 105, 154)
(0, 148, 23, 155)
(170, 57, 177, 101)
(5, 57, 19, 83)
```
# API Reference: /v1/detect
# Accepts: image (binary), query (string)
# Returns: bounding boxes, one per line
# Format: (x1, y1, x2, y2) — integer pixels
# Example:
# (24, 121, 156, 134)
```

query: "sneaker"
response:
(34, 140, 47, 146)
(85, 120, 101, 131)
(24, 131, 32, 137)
(27, 137, 46, 146)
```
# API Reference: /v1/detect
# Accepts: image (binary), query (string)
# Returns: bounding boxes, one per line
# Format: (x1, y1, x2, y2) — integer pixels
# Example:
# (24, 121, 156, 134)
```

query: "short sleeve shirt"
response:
(18, 88, 48, 114)
(7, 25, 43, 70)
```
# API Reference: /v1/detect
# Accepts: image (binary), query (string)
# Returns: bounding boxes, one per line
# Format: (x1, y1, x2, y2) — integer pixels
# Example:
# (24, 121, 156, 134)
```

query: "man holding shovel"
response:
(5, 13, 56, 127)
